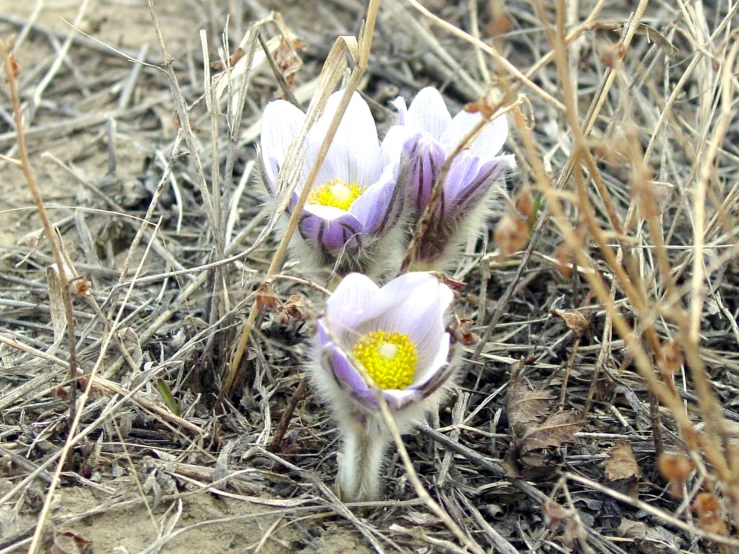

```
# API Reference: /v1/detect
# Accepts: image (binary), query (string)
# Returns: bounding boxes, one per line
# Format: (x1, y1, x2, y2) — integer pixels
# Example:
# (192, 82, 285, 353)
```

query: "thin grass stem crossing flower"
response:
(388, 87, 516, 270)
(310, 272, 459, 501)
(260, 90, 405, 281)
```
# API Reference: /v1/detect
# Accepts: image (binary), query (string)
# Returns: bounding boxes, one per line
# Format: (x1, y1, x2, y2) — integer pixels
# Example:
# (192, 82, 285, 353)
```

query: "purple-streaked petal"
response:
(449, 154, 516, 214)
(298, 209, 363, 252)
(348, 165, 398, 234)
(406, 87, 451, 141)
(324, 341, 369, 394)
(317, 318, 370, 396)
(443, 150, 484, 202)
(307, 90, 382, 187)
(402, 132, 447, 211)
(260, 100, 307, 191)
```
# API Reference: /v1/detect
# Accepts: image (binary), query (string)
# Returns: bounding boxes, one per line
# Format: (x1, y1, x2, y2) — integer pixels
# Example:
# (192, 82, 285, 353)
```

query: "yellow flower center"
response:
(308, 179, 364, 210)
(352, 330, 418, 390)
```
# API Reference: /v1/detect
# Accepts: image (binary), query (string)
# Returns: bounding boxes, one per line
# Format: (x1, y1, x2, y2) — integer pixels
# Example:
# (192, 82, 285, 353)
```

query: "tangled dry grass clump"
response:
(1, 0, 739, 552)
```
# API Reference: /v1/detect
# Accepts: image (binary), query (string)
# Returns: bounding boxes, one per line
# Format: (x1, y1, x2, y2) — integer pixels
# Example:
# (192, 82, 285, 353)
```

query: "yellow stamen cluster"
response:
(352, 330, 418, 390)
(308, 179, 364, 211)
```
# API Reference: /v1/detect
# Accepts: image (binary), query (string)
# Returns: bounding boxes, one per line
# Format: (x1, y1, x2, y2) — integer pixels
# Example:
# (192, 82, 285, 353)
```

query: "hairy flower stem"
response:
(338, 421, 388, 502)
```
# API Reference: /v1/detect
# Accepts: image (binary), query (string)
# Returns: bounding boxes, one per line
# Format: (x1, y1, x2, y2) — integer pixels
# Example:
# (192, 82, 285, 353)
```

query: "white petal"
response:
(469, 113, 508, 159)
(380, 125, 411, 167)
(391, 96, 408, 125)
(260, 100, 307, 186)
(413, 334, 450, 387)
(441, 110, 508, 160)
(303, 203, 350, 221)
(326, 273, 382, 346)
(440, 109, 479, 148)
(407, 87, 451, 140)
(307, 90, 382, 186)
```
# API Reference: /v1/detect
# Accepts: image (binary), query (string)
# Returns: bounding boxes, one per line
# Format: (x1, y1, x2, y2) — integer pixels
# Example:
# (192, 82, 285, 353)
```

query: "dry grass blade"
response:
(221, 0, 379, 399)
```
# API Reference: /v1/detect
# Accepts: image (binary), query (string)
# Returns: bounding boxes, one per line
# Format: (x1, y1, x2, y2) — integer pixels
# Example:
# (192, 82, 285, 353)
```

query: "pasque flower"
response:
(310, 272, 458, 501)
(389, 87, 516, 270)
(260, 90, 404, 281)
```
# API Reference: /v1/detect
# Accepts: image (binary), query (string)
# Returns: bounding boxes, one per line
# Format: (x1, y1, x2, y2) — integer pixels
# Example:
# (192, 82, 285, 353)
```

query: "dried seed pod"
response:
(494, 212, 530, 260)
(601, 42, 626, 69)
(657, 340, 683, 375)
(514, 186, 535, 219)
(657, 452, 693, 498)
(693, 492, 728, 536)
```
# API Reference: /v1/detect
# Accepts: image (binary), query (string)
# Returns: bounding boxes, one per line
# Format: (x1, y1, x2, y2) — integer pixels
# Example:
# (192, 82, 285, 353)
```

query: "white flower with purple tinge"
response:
(260, 91, 404, 280)
(310, 272, 458, 501)
(389, 87, 516, 269)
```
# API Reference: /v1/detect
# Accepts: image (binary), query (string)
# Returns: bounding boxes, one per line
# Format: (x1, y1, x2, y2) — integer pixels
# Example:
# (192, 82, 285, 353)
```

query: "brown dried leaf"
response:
(634, 23, 678, 58)
(563, 515, 588, 548)
(452, 318, 478, 346)
(617, 520, 682, 554)
(434, 273, 467, 293)
(551, 309, 590, 337)
(506, 380, 554, 437)
(518, 448, 561, 480)
(519, 411, 584, 455)
(463, 97, 497, 120)
(601, 42, 626, 69)
(46, 229, 86, 341)
(604, 441, 641, 482)
(604, 441, 641, 498)
(49, 531, 92, 554)
(515, 411, 583, 479)
(210, 47, 244, 71)
(172, 111, 199, 134)
(500, 446, 521, 478)
(273, 37, 304, 86)
(255, 282, 281, 315)
(283, 294, 308, 320)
